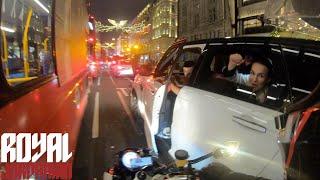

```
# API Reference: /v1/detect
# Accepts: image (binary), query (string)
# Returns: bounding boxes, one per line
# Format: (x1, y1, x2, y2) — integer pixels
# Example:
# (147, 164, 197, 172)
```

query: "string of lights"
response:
(95, 19, 146, 33)
(101, 42, 115, 49)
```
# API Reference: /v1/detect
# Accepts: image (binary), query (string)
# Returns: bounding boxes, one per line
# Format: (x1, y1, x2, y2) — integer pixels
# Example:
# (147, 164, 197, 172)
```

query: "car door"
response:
(140, 46, 180, 150)
(168, 44, 289, 179)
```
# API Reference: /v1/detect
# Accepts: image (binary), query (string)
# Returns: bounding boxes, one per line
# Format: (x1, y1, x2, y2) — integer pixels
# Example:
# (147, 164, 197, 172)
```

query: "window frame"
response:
(193, 44, 291, 111)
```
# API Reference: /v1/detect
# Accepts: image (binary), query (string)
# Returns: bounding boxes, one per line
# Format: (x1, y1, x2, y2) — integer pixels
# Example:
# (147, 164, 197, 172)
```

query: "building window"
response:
(182, 4, 187, 16)
(208, 8, 216, 23)
(172, 18, 175, 26)
(243, 18, 262, 29)
(171, 4, 175, 13)
(194, 14, 200, 27)
(194, 0, 200, 9)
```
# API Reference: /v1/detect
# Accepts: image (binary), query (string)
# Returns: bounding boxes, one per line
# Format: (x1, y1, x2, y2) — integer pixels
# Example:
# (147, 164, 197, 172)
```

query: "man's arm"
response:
(168, 82, 181, 95)
(222, 53, 244, 77)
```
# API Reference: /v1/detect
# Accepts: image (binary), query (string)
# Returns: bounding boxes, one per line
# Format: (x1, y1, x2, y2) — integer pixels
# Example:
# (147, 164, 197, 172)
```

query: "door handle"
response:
(232, 116, 266, 133)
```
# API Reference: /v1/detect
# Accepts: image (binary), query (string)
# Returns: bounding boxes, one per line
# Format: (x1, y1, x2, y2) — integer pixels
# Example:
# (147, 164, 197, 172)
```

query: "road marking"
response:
(117, 88, 129, 97)
(110, 75, 117, 87)
(116, 90, 141, 134)
(97, 77, 101, 86)
(92, 92, 100, 138)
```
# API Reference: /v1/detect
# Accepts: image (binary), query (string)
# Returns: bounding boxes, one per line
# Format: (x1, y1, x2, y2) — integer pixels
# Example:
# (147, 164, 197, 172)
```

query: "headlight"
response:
(121, 151, 140, 170)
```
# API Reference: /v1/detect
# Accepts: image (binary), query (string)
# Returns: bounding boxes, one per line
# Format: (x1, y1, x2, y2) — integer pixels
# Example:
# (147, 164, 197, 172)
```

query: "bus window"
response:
(1, 0, 53, 86)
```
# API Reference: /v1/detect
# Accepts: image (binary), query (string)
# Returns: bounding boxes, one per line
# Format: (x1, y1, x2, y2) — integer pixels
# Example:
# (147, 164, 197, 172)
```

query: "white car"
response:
(130, 37, 320, 179)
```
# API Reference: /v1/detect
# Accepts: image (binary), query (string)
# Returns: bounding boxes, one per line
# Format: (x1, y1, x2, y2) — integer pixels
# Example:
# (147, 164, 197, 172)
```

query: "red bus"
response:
(0, 0, 90, 179)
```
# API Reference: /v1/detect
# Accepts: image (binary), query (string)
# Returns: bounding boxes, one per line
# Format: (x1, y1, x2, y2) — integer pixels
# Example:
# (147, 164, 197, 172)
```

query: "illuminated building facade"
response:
(237, 0, 320, 39)
(116, 33, 129, 55)
(178, 0, 234, 41)
(129, 4, 153, 64)
(151, 0, 178, 62)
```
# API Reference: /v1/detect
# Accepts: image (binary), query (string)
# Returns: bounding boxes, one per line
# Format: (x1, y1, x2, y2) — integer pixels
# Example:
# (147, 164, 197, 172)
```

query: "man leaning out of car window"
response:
(222, 53, 273, 103)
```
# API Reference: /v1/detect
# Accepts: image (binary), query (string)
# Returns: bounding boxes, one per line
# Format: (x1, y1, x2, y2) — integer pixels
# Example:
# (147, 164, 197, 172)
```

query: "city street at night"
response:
(0, 0, 319, 179)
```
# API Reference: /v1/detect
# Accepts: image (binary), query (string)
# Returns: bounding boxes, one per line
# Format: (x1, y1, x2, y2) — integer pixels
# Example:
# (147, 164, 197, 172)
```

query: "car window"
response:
(154, 47, 179, 78)
(284, 48, 320, 103)
(196, 45, 289, 111)
(170, 48, 202, 84)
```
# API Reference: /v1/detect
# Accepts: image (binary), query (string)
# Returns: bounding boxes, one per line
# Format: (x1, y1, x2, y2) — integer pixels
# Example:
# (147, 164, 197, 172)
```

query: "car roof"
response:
(179, 37, 320, 51)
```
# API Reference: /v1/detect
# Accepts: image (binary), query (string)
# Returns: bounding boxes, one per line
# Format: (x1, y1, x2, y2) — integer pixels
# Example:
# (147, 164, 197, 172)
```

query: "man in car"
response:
(157, 61, 195, 139)
(168, 60, 195, 95)
(223, 53, 273, 103)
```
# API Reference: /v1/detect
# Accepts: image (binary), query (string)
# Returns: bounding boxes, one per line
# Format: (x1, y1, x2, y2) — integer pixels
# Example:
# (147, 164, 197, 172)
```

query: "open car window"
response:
(196, 45, 290, 111)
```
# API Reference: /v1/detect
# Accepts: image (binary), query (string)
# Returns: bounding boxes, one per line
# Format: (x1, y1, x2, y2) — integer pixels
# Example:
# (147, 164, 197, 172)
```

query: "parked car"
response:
(109, 60, 134, 78)
(130, 37, 320, 179)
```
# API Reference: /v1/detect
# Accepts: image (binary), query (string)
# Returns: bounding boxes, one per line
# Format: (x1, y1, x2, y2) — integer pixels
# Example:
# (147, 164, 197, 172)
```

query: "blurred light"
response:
(112, 38, 116, 41)
(88, 22, 94, 30)
(33, 0, 49, 13)
(224, 141, 240, 157)
(89, 64, 96, 72)
(0, 26, 15, 33)
(88, 37, 94, 42)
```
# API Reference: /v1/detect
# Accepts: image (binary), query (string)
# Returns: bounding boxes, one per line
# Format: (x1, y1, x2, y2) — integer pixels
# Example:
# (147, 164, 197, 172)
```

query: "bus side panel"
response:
(0, 72, 89, 179)
(0, 0, 90, 179)
(55, 0, 89, 86)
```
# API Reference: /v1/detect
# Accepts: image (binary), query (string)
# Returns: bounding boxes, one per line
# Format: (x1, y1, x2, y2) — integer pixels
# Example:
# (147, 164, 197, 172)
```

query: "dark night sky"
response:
(92, 0, 149, 42)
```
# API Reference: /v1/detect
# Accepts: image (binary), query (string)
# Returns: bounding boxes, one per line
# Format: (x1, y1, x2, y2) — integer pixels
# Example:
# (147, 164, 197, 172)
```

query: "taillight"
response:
(89, 64, 96, 71)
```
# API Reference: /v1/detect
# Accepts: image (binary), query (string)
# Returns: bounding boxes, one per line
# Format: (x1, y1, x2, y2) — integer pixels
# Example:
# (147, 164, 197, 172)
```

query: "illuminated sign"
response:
(1, 133, 72, 163)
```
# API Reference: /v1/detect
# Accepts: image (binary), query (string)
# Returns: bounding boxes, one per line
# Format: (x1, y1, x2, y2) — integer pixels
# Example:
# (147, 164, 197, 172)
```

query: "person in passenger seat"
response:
(224, 54, 273, 103)
(168, 60, 195, 95)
